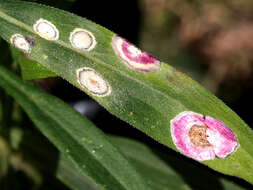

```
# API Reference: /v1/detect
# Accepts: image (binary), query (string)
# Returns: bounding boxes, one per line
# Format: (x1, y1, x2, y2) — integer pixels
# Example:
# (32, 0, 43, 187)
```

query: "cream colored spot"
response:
(70, 28, 96, 51)
(33, 19, 59, 40)
(10, 34, 31, 53)
(76, 67, 111, 97)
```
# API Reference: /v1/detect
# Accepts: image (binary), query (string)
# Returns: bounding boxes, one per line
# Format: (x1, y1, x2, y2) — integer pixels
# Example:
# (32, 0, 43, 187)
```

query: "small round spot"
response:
(33, 19, 59, 40)
(70, 28, 96, 51)
(10, 34, 31, 53)
(170, 111, 238, 161)
(112, 35, 161, 72)
(76, 67, 111, 97)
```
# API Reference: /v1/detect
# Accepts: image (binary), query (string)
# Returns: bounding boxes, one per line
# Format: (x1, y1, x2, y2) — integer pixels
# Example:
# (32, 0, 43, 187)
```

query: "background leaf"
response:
(0, 65, 151, 190)
(19, 129, 248, 190)
(58, 155, 99, 190)
(0, 0, 253, 183)
(110, 136, 246, 190)
(10, 47, 57, 80)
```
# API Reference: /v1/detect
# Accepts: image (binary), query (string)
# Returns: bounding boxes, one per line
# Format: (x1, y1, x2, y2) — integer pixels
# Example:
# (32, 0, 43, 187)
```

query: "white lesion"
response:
(10, 34, 31, 53)
(128, 45, 142, 57)
(70, 28, 96, 51)
(33, 19, 59, 41)
(76, 67, 111, 97)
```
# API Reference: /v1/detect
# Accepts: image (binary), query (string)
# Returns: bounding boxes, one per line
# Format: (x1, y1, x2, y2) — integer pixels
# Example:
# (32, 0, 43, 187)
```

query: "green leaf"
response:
(0, 65, 151, 190)
(10, 47, 57, 80)
(58, 155, 100, 190)
(110, 136, 247, 190)
(111, 137, 190, 190)
(0, 0, 253, 183)
(21, 130, 247, 190)
(19, 129, 100, 190)
(56, 137, 248, 190)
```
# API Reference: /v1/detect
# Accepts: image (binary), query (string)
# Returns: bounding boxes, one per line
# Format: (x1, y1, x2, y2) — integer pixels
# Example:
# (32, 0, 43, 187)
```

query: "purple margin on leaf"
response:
(112, 35, 161, 72)
(170, 111, 238, 161)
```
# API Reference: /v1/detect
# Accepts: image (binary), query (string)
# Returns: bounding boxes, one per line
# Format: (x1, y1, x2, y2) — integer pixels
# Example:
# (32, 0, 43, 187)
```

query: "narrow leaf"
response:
(0, 0, 253, 183)
(110, 136, 247, 190)
(19, 129, 100, 190)
(0, 65, 151, 190)
(21, 131, 247, 190)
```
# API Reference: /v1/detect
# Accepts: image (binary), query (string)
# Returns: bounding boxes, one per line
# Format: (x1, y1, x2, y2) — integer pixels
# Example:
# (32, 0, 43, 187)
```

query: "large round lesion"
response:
(189, 125, 211, 148)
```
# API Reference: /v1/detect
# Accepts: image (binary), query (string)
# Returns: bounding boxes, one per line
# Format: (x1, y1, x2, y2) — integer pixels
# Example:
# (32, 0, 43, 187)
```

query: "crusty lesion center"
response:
(189, 125, 211, 148)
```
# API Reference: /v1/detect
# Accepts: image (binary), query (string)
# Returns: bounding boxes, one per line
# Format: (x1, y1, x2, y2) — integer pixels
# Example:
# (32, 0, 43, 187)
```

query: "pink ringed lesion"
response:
(170, 111, 239, 161)
(112, 35, 161, 72)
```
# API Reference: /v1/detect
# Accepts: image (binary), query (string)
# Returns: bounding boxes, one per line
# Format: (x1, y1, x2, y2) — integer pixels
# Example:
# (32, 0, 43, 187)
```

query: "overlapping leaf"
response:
(10, 47, 56, 79)
(21, 131, 247, 190)
(0, 65, 151, 190)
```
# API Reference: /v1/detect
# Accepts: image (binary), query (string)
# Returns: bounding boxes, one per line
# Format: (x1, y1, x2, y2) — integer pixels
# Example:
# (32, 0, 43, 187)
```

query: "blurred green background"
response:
(1, 0, 253, 189)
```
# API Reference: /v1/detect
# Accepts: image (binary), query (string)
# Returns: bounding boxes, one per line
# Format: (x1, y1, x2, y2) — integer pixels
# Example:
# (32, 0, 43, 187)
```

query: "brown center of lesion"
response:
(189, 125, 211, 148)
(88, 78, 100, 88)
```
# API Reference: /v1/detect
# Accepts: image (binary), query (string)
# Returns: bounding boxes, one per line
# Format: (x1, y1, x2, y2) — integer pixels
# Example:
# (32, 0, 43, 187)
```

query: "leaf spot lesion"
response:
(10, 34, 31, 53)
(33, 18, 59, 41)
(76, 67, 111, 97)
(69, 28, 97, 51)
